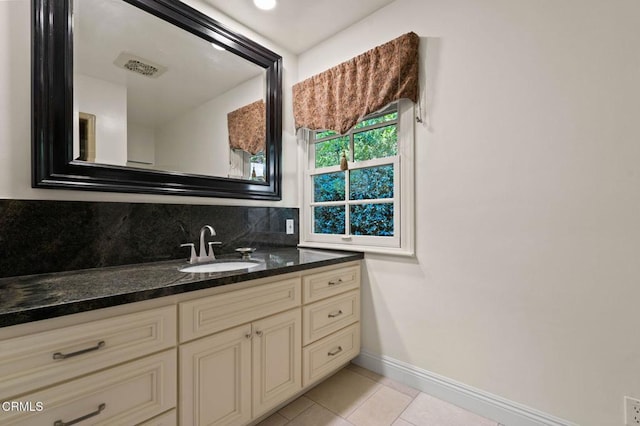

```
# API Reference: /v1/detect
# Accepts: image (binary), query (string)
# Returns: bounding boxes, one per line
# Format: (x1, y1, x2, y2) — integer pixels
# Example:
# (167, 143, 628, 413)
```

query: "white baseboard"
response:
(353, 350, 577, 426)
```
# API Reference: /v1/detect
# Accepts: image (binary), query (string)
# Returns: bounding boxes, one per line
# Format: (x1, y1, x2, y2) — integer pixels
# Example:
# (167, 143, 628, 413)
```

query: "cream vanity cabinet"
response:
(178, 278, 302, 425)
(0, 260, 361, 426)
(178, 261, 361, 426)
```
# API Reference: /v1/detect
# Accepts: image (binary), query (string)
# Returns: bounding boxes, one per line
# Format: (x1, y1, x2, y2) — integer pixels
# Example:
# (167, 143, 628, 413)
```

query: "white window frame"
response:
(298, 99, 415, 256)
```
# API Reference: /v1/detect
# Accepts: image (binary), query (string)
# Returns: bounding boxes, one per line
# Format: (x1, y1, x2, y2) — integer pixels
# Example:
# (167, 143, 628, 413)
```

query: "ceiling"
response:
(76, 0, 264, 127)
(203, 0, 397, 54)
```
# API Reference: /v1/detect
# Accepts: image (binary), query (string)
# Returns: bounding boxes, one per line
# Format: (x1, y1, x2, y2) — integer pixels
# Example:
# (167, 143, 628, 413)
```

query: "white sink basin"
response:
(179, 260, 261, 273)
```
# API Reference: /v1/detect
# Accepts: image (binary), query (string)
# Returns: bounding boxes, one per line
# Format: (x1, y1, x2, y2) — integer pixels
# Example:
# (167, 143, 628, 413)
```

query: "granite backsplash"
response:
(0, 199, 299, 279)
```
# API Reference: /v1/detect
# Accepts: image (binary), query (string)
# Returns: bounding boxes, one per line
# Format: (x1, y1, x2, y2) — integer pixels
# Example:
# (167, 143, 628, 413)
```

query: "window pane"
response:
(314, 136, 349, 168)
(313, 172, 345, 202)
(354, 112, 398, 129)
(314, 206, 345, 234)
(315, 130, 338, 139)
(354, 125, 397, 161)
(250, 152, 265, 181)
(350, 203, 394, 236)
(350, 165, 394, 200)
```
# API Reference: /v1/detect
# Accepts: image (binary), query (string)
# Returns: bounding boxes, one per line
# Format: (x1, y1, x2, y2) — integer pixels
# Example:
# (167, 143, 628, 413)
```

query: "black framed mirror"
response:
(33, 0, 282, 200)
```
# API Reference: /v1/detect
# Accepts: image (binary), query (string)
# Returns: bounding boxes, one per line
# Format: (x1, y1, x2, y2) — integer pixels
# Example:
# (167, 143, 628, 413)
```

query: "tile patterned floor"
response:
(257, 363, 501, 426)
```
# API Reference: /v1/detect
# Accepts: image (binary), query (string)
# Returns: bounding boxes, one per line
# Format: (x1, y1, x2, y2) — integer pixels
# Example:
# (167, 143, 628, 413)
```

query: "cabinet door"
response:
(252, 309, 302, 418)
(180, 324, 252, 426)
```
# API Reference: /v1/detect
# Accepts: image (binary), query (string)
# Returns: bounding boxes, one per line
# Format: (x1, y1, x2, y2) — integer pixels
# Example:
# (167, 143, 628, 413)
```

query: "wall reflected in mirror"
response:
(73, 0, 266, 181)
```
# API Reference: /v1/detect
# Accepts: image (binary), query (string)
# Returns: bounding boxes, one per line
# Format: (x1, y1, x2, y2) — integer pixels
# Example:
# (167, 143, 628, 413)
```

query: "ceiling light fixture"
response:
(253, 0, 276, 11)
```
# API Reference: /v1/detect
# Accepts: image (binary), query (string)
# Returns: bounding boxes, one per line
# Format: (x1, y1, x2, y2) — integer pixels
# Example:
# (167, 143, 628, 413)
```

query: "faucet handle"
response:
(180, 243, 197, 264)
(207, 241, 222, 259)
(235, 247, 256, 260)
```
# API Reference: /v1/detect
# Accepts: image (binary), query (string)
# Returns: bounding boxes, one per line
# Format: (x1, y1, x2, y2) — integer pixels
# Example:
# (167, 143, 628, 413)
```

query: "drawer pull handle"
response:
(255, 330, 263, 337)
(245, 332, 252, 339)
(52, 340, 105, 360)
(328, 310, 343, 318)
(54, 403, 106, 426)
(328, 278, 343, 286)
(328, 346, 343, 356)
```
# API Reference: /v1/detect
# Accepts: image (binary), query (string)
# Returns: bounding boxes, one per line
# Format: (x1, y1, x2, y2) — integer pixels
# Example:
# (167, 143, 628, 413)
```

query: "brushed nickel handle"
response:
(53, 341, 105, 360)
(328, 278, 343, 286)
(327, 346, 343, 356)
(255, 330, 263, 337)
(54, 403, 106, 426)
(328, 310, 343, 318)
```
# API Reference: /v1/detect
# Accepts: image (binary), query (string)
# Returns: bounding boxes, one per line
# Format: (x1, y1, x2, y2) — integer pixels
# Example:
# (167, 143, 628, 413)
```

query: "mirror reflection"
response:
(73, 0, 267, 181)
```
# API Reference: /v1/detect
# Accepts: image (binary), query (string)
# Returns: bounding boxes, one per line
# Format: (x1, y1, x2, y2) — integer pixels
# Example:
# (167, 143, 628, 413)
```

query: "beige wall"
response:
(155, 74, 264, 177)
(297, 0, 640, 424)
(0, 0, 298, 207)
(75, 74, 128, 165)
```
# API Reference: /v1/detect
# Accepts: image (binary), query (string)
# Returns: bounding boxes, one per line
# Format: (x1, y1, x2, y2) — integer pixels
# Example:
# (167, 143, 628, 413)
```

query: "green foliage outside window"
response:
(351, 203, 394, 236)
(313, 172, 345, 202)
(314, 112, 398, 168)
(354, 125, 397, 161)
(312, 111, 398, 237)
(315, 136, 349, 168)
(314, 206, 345, 234)
(350, 165, 394, 200)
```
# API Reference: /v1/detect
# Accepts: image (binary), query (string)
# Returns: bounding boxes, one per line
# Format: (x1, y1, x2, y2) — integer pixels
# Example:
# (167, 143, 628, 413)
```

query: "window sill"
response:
(297, 242, 415, 258)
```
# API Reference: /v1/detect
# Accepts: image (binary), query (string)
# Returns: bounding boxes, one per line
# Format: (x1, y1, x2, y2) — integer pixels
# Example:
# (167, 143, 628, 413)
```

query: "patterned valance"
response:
(228, 100, 265, 155)
(293, 32, 419, 135)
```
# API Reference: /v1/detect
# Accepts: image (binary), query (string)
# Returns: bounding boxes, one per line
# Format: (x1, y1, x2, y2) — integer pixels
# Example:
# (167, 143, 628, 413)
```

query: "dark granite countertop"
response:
(0, 247, 363, 328)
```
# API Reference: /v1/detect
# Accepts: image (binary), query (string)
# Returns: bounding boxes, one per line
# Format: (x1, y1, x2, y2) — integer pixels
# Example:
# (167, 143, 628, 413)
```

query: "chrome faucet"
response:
(181, 225, 222, 264)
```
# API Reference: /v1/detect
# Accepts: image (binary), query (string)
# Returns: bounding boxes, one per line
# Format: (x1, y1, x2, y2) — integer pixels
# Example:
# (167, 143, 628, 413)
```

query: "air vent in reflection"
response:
(113, 52, 167, 78)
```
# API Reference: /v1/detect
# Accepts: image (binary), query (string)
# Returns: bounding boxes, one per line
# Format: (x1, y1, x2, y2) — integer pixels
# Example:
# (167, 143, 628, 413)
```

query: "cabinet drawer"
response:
(0, 349, 177, 426)
(302, 323, 360, 387)
(179, 278, 301, 342)
(303, 290, 360, 345)
(302, 265, 360, 303)
(0, 305, 176, 400)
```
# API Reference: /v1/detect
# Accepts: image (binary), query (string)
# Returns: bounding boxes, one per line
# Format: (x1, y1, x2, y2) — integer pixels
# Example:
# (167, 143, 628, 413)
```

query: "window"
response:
(300, 100, 415, 255)
(229, 150, 266, 181)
